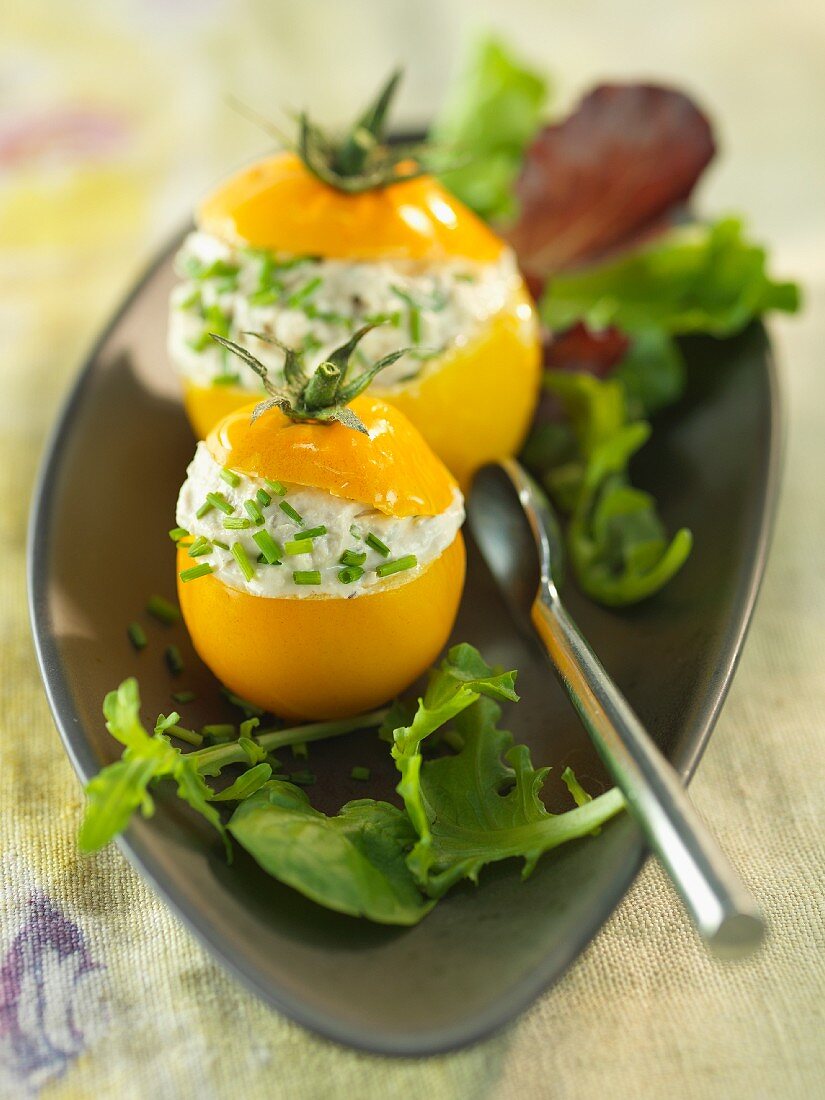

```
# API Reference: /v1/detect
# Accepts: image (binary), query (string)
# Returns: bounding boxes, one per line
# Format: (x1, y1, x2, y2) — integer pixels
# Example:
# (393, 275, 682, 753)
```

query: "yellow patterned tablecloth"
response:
(2, 3, 823, 1097)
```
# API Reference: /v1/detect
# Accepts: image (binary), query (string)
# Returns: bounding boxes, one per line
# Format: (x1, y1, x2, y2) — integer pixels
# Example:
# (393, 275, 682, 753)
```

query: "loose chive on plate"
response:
(351, 766, 370, 781)
(146, 594, 180, 625)
(127, 622, 147, 651)
(164, 645, 184, 677)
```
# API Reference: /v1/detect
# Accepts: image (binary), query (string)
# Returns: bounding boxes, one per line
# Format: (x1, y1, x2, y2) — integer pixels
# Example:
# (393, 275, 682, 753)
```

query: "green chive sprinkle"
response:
(127, 622, 147, 651)
(264, 479, 287, 496)
(180, 563, 214, 582)
(244, 499, 265, 525)
(231, 541, 255, 581)
(291, 741, 308, 760)
(146, 594, 181, 625)
(206, 491, 234, 515)
(253, 530, 282, 564)
(338, 565, 364, 584)
(196, 501, 214, 519)
(293, 570, 321, 586)
(289, 770, 316, 786)
(349, 524, 362, 540)
(187, 536, 212, 557)
(212, 539, 230, 551)
(220, 467, 241, 488)
(171, 690, 196, 704)
(408, 306, 422, 343)
(223, 517, 251, 530)
(213, 372, 241, 387)
(376, 554, 417, 578)
(202, 723, 236, 742)
(279, 501, 304, 525)
(255, 488, 272, 508)
(301, 525, 327, 540)
(168, 527, 189, 542)
(366, 532, 390, 557)
(351, 766, 370, 781)
(284, 539, 313, 556)
(164, 645, 184, 677)
(221, 687, 265, 718)
(340, 549, 366, 567)
(285, 276, 322, 309)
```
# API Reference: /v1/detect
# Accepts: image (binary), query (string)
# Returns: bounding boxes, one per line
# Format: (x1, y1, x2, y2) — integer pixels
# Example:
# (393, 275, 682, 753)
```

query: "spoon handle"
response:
(532, 594, 765, 956)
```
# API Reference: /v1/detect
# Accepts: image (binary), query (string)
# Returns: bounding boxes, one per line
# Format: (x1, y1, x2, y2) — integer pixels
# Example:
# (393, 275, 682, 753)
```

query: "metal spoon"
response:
(467, 458, 765, 956)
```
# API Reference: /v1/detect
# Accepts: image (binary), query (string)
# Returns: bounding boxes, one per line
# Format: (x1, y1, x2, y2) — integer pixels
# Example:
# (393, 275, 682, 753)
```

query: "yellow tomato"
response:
(177, 535, 465, 721)
(183, 152, 542, 482)
(177, 395, 465, 719)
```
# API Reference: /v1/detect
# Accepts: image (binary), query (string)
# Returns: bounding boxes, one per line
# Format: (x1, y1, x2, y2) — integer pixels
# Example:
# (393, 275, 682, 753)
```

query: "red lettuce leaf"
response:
(506, 84, 715, 283)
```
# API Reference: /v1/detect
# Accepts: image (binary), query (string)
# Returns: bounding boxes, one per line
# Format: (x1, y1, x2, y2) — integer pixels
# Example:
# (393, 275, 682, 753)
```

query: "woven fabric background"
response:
(2, 2, 822, 1096)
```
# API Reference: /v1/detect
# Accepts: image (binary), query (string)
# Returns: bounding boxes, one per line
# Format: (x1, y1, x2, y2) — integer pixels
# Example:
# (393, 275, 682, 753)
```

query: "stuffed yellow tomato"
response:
(167, 74, 541, 486)
(174, 329, 465, 721)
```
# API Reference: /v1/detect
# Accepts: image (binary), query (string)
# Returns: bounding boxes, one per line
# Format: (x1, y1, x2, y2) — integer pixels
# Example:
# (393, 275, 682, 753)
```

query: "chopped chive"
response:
(249, 287, 281, 307)
(340, 549, 366, 567)
(264, 479, 287, 496)
(349, 524, 362, 540)
(187, 536, 212, 557)
(180, 563, 214, 582)
(164, 645, 184, 677)
(255, 488, 272, 508)
(289, 770, 316, 786)
(376, 554, 418, 578)
(408, 306, 422, 343)
(338, 565, 364, 584)
(202, 723, 236, 742)
(127, 622, 147, 651)
(206, 491, 234, 515)
(196, 501, 214, 519)
(366, 532, 390, 557)
(253, 530, 283, 564)
(212, 372, 241, 387)
(279, 501, 304, 525)
(212, 539, 230, 551)
(301, 525, 327, 540)
(292, 570, 321, 586)
(351, 766, 371, 781)
(291, 741, 308, 760)
(284, 539, 313, 556)
(171, 690, 196, 705)
(146, 594, 181, 625)
(221, 687, 265, 719)
(285, 276, 322, 309)
(244, 499, 265, 525)
(223, 517, 251, 530)
(168, 526, 189, 542)
(220, 467, 241, 488)
(231, 541, 255, 582)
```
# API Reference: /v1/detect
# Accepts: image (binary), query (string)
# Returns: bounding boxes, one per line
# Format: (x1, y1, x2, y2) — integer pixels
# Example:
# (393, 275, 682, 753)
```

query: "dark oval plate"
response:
(28, 232, 779, 1056)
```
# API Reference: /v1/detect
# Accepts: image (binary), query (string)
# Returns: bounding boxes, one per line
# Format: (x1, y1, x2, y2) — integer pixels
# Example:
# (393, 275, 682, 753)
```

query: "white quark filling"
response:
(168, 230, 522, 390)
(176, 442, 464, 598)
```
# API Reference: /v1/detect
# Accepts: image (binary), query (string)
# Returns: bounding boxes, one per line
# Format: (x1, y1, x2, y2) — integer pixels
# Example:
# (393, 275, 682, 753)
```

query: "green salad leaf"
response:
(535, 371, 693, 606)
(614, 329, 686, 418)
(228, 782, 433, 925)
(431, 35, 548, 221)
(541, 217, 800, 336)
(406, 696, 624, 895)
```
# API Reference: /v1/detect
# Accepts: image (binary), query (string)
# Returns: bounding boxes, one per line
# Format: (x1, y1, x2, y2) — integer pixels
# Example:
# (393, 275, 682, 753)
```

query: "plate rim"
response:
(26, 229, 783, 1056)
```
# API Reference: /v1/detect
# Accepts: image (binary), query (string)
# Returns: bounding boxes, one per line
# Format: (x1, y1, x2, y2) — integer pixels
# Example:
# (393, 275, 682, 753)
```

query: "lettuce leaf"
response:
(541, 218, 800, 336)
(400, 692, 624, 895)
(432, 35, 548, 222)
(229, 782, 433, 926)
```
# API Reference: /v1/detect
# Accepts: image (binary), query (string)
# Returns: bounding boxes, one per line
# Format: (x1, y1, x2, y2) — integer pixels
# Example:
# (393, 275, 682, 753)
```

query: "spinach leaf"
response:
(432, 35, 548, 222)
(228, 782, 433, 926)
(614, 329, 686, 417)
(406, 695, 624, 895)
(541, 218, 800, 336)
